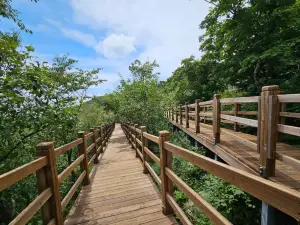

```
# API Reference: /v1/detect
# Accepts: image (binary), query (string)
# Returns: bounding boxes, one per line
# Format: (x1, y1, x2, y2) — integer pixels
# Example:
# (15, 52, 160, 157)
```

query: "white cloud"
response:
(69, 0, 210, 79)
(45, 18, 97, 47)
(95, 34, 135, 58)
(60, 27, 97, 47)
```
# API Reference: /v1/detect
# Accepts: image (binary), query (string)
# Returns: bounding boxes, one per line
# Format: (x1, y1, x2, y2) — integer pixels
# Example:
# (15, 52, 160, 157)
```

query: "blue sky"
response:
(2, 0, 210, 96)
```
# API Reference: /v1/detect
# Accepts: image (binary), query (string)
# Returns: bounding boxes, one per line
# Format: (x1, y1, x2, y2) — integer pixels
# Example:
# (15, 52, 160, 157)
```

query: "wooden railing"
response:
(121, 123, 300, 224)
(0, 123, 114, 225)
(165, 85, 300, 178)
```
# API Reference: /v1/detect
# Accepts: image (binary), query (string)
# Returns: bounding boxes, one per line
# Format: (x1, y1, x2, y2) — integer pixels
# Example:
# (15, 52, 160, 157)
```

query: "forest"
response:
(1, 0, 300, 224)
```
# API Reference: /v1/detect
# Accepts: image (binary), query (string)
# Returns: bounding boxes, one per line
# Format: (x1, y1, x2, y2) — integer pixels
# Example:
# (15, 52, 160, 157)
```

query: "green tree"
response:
(200, 0, 300, 95)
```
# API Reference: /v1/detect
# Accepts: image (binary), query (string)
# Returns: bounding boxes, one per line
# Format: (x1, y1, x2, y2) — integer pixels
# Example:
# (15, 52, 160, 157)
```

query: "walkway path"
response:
(65, 124, 177, 225)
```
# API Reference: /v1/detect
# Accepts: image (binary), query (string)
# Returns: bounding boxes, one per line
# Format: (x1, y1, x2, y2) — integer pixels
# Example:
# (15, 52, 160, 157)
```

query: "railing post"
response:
(159, 130, 173, 215)
(90, 128, 99, 164)
(141, 126, 148, 174)
(185, 102, 189, 128)
(134, 124, 138, 157)
(259, 85, 280, 178)
(213, 94, 221, 144)
(234, 103, 241, 132)
(36, 142, 63, 225)
(171, 107, 174, 121)
(77, 131, 90, 185)
(195, 99, 200, 133)
(175, 106, 178, 123)
(179, 105, 183, 125)
(97, 126, 103, 153)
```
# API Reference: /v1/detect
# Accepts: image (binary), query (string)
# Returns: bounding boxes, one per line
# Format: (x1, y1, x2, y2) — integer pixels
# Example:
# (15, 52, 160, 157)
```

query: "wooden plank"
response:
(57, 154, 84, 184)
(164, 142, 300, 220)
(88, 154, 97, 167)
(136, 138, 142, 147)
(276, 153, 300, 171)
(166, 193, 192, 225)
(85, 132, 94, 139)
(220, 114, 258, 127)
(143, 132, 159, 144)
(9, 188, 52, 225)
(145, 162, 161, 186)
(61, 171, 86, 210)
(278, 94, 300, 103)
(165, 168, 232, 225)
(144, 147, 160, 164)
(279, 112, 300, 119)
(54, 139, 82, 156)
(199, 100, 213, 106)
(200, 112, 213, 117)
(0, 157, 47, 192)
(278, 124, 300, 137)
(220, 96, 259, 104)
(86, 143, 95, 154)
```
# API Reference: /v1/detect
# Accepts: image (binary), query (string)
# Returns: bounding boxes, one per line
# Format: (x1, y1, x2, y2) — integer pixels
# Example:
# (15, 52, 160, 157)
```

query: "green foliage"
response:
(200, 0, 300, 95)
(0, 32, 104, 224)
(163, 56, 226, 104)
(0, 0, 38, 32)
(105, 59, 168, 134)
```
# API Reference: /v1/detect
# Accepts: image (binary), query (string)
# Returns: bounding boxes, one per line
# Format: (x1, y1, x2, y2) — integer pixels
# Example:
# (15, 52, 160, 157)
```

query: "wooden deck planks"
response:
(172, 119, 300, 191)
(65, 124, 177, 225)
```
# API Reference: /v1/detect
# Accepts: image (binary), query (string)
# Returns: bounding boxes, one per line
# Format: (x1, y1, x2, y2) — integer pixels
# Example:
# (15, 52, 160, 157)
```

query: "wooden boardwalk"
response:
(65, 124, 177, 225)
(171, 119, 300, 191)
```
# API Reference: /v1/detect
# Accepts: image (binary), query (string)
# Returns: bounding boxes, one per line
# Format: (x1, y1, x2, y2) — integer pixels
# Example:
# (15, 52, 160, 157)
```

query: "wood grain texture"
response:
(65, 124, 176, 225)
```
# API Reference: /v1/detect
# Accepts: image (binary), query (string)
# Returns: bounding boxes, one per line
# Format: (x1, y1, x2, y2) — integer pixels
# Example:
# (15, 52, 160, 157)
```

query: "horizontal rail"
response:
(220, 96, 259, 104)
(199, 100, 213, 106)
(166, 193, 192, 225)
(136, 139, 142, 147)
(95, 137, 101, 144)
(279, 112, 300, 119)
(278, 94, 300, 103)
(145, 162, 161, 186)
(9, 188, 52, 225)
(0, 157, 48, 192)
(88, 154, 97, 167)
(278, 124, 300, 137)
(136, 128, 142, 134)
(221, 111, 258, 116)
(220, 114, 258, 127)
(58, 154, 84, 184)
(143, 132, 159, 144)
(61, 170, 86, 210)
(137, 149, 143, 159)
(199, 112, 213, 117)
(86, 143, 95, 154)
(163, 142, 300, 220)
(144, 147, 160, 164)
(85, 132, 94, 139)
(54, 139, 82, 157)
(166, 168, 231, 225)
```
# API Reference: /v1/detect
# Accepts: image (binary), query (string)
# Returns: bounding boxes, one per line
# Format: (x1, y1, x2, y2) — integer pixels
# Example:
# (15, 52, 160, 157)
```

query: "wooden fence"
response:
(0, 124, 114, 225)
(121, 123, 300, 224)
(165, 85, 300, 178)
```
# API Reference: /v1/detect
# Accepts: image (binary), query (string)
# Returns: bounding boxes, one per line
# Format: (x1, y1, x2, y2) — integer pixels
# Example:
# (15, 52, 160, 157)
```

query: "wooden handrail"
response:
(1, 123, 114, 225)
(0, 157, 47, 192)
(122, 120, 300, 224)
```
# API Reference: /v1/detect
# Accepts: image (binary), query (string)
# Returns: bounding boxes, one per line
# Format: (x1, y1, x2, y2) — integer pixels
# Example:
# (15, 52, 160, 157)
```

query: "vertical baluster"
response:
(195, 99, 200, 133)
(185, 102, 189, 128)
(36, 142, 63, 225)
(78, 132, 90, 185)
(159, 131, 173, 215)
(213, 94, 221, 144)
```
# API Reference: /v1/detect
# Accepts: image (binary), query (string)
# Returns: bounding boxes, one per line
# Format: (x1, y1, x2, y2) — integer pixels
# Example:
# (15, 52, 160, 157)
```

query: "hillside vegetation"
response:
(1, 0, 300, 224)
